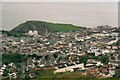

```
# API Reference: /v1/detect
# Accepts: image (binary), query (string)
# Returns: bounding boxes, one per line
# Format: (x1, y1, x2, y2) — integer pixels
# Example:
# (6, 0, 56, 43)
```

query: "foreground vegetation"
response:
(32, 69, 120, 80)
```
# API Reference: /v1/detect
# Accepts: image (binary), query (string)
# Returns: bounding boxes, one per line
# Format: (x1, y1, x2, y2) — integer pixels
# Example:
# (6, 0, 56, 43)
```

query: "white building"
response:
(28, 30, 38, 36)
(33, 30, 38, 35)
(54, 63, 84, 73)
(28, 30, 33, 36)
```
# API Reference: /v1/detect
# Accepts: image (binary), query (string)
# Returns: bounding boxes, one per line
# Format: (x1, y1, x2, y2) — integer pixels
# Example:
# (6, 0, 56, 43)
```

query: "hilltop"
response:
(11, 20, 87, 34)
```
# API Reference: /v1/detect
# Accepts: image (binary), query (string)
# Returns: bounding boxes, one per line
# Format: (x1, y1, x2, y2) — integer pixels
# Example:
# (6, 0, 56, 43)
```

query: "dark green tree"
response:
(98, 55, 109, 65)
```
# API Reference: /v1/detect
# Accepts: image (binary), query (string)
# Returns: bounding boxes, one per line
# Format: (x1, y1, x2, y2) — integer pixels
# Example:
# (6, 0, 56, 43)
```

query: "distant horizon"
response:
(2, 2, 118, 30)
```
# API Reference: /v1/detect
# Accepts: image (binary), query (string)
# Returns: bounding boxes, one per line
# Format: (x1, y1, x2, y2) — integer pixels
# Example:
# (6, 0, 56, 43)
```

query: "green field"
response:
(32, 69, 120, 80)
(46, 23, 82, 32)
(28, 21, 85, 32)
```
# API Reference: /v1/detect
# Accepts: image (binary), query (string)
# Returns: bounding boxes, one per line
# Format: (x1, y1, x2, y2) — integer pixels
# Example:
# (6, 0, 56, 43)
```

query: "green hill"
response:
(32, 69, 120, 80)
(11, 20, 86, 34)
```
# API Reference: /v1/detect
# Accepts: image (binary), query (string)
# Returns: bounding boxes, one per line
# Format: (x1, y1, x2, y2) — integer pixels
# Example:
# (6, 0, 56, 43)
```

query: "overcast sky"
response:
(2, 2, 118, 30)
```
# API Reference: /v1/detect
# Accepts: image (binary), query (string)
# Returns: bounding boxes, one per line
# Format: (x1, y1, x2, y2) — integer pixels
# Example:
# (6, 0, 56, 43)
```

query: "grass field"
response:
(32, 69, 120, 80)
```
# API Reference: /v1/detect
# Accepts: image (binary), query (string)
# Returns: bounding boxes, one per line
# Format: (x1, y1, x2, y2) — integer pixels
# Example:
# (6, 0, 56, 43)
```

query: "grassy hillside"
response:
(32, 69, 85, 80)
(32, 69, 120, 80)
(11, 20, 86, 34)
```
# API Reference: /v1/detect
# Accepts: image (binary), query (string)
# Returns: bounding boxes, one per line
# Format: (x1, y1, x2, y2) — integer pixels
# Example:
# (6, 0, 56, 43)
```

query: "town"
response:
(0, 25, 120, 79)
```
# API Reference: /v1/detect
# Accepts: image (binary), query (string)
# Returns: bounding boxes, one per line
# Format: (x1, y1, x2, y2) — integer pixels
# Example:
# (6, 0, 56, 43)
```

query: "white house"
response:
(28, 30, 38, 36)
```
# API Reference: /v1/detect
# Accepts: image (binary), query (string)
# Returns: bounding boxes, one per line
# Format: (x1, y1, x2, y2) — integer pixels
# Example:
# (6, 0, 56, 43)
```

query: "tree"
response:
(114, 64, 120, 78)
(98, 55, 109, 65)
(79, 56, 88, 64)
(45, 55, 49, 60)
(3, 69, 9, 77)
(53, 53, 58, 58)
(2, 53, 28, 65)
